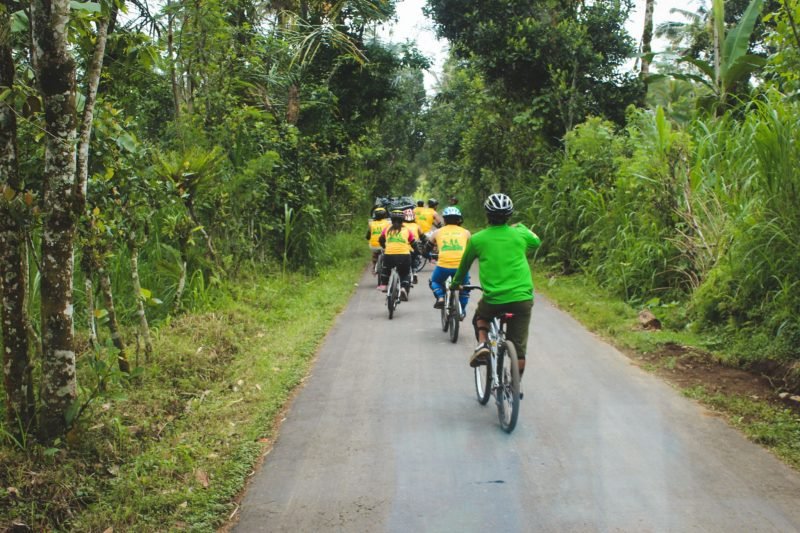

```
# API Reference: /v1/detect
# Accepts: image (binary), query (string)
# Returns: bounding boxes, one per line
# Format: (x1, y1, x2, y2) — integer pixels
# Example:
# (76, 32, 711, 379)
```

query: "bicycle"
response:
(386, 266, 401, 319)
(460, 285, 521, 433)
(440, 276, 461, 343)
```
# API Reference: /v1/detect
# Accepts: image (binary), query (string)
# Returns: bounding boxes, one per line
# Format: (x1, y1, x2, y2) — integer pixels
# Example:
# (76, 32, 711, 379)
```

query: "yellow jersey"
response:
(432, 225, 471, 268)
(368, 218, 391, 247)
(415, 207, 438, 233)
(403, 221, 423, 240)
(381, 226, 415, 255)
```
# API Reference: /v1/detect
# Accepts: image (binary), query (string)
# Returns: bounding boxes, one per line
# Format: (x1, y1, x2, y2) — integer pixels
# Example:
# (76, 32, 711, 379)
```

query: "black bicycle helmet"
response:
(373, 207, 388, 219)
(389, 208, 405, 222)
(427, 198, 439, 208)
(417, 200, 424, 207)
(484, 193, 513, 216)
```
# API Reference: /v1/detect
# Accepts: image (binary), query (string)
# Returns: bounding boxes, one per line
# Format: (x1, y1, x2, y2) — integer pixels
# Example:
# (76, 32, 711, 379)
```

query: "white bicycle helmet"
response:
(442, 206, 462, 218)
(403, 208, 415, 222)
(484, 193, 513, 216)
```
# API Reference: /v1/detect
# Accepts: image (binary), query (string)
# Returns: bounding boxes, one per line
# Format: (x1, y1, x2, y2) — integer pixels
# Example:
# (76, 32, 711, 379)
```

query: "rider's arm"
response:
(433, 212, 444, 228)
(451, 240, 476, 286)
(517, 224, 542, 250)
(379, 228, 387, 248)
(366, 225, 372, 240)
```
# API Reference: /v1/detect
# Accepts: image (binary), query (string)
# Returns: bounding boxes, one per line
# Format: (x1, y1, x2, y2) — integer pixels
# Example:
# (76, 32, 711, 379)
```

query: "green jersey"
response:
(453, 223, 541, 304)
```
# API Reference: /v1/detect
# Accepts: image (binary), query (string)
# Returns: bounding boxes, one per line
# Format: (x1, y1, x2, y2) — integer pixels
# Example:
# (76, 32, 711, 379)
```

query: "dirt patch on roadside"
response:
(629, 341, 800, 413)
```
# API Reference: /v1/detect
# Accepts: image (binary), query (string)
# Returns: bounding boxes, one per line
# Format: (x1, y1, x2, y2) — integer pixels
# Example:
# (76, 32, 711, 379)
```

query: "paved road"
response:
(233, 266, 800, 532)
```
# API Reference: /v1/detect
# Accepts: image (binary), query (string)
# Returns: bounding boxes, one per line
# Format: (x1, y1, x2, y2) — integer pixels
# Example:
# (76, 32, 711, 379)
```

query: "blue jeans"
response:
(430, 266, 470, 310)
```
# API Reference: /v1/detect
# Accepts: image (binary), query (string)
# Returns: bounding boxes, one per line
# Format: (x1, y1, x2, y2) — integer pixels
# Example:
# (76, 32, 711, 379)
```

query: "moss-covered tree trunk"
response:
(129, 237, 153, 361)
(0, 4, 35, 433)
(640, 0, 654, 77)
(32, 0, 79, 441)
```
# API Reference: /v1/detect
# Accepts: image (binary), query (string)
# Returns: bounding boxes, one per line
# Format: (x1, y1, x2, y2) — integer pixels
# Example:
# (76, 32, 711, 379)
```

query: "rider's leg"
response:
(429, 266, 451, 299)
(379, 254, 394, 286)
(503, 299, 534, 376)
(397, 255, 412, 290)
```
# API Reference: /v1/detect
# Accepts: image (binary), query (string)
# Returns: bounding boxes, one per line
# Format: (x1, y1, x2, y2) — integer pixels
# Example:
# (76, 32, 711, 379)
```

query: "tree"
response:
(641, 0, 655, 77)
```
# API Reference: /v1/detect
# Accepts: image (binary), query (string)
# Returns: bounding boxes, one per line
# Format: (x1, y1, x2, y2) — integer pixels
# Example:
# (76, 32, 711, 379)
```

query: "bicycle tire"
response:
(474, 358, 491, 405)
(440, 279, 450, 331)
(496, 340, 520, 433)
(374, 253, 384, 284)
(448, 304, 459, 343)
(387, 270, 399, 319)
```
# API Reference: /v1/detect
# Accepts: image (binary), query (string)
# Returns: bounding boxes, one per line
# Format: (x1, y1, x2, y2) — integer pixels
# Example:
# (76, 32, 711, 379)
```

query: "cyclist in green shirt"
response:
(451, 193, 541, 373)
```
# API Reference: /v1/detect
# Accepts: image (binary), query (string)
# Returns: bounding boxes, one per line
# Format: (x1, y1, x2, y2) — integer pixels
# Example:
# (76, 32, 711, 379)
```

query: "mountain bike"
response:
(386, 266, 401, 319)
(440, 276, 461, 343)
(461, 285, 521, 433)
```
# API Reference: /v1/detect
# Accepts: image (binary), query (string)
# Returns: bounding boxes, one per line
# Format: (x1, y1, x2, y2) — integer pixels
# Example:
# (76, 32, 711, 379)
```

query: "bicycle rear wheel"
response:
(496, 340, 520, 433)
(474, 356, 491, 405)
(387, 271, 399, 319)
(440, 281, 450, 331)
(448, 298, 460, 343)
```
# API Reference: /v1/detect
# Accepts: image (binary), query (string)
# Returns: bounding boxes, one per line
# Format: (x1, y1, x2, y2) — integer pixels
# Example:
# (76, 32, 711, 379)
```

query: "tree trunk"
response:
(286, 83, 300, 124)
(74, 7, 115, 211)
(80, 254, 98, 349)
(167, 0, 181, 119)
(97, 263, 129, 373)
(640, 0, 655, 77)
(174, 258, 188, 313)
(32, 0, 79, 441)
(0, 5, 35, 433)
(129, 238, 153, 361)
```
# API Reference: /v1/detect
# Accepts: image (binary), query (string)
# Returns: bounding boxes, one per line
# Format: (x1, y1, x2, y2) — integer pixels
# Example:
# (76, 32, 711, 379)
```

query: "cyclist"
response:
(426, 206, 471, 315)
(403, 208, 425, 284)
(366, 207, 391, 274)
(378, 208, 418, 301)
(414, 200, 425, 222)
(451, 193, 541, 375)
(416, 198, 443, 234)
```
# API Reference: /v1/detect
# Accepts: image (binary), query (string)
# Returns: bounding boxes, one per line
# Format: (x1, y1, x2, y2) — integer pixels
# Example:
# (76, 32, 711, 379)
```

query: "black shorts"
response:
(474, 299, 533, 359)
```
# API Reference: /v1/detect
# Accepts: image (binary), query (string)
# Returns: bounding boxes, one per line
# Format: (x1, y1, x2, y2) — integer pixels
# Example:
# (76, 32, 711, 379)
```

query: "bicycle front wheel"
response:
(496, 340, 520, 433)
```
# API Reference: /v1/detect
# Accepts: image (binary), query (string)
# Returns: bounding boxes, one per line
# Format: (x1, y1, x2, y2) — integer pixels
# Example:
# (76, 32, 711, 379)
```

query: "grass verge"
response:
(534, 269, 800, 471)
(1, 234, 367, 532)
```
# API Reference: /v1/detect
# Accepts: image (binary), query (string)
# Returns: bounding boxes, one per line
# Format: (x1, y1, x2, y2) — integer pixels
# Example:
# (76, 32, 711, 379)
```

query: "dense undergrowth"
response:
(513, 95, 800, 386)
(0, 233, 366, 532)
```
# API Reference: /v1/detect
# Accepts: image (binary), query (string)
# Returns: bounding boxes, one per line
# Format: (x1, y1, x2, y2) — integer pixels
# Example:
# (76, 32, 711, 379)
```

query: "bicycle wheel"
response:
(440, 282, 449, 331)
(387, 271, 399, 319)
(374, 253, 384, 283)
(496, 340, 520, 433)
(474, 355, 491, 405)
(448, 299, 460, 343)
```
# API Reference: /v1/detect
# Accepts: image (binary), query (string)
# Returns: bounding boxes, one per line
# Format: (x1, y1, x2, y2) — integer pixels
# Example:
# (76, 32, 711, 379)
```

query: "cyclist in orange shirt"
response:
(426, 207, 471, 315)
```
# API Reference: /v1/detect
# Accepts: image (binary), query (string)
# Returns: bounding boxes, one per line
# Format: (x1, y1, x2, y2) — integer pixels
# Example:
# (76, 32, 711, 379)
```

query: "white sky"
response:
(378, 0, 692, 94)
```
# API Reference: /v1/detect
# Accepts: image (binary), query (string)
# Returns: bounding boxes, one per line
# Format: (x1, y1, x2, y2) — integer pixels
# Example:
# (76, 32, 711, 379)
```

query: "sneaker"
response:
(433, 298, 444, 309)
(459, 311, 466, 321)
(377, 284, 387, 292)
(400, 288, 409, 301)
(412, 274, 419, 285)
(469, 342, 490, 368)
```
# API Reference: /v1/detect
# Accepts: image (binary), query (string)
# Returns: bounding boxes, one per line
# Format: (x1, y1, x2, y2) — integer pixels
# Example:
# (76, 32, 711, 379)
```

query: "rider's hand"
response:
(449, 282, 461, 291)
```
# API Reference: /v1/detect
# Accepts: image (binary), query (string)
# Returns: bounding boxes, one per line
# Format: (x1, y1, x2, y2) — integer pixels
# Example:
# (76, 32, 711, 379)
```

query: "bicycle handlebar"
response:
(451, 284, 482, 291)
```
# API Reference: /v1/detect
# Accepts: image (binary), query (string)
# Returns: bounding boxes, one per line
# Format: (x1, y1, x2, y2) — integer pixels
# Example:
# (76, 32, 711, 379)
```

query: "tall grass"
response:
(518, 94, 800, 366)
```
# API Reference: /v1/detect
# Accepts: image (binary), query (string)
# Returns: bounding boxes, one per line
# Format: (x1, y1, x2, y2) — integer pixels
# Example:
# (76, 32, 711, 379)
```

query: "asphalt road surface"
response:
(233, 265, 800, 532)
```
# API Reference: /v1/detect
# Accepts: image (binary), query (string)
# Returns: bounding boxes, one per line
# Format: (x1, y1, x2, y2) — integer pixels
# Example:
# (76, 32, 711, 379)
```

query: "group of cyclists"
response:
(366, 192, 541, 373)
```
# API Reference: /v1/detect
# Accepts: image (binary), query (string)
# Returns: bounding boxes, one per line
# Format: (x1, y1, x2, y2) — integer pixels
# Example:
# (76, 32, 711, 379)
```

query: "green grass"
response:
(534, 268, 800, 471)
(0, 233, 368, 531)
(683, 386, 800, 470)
